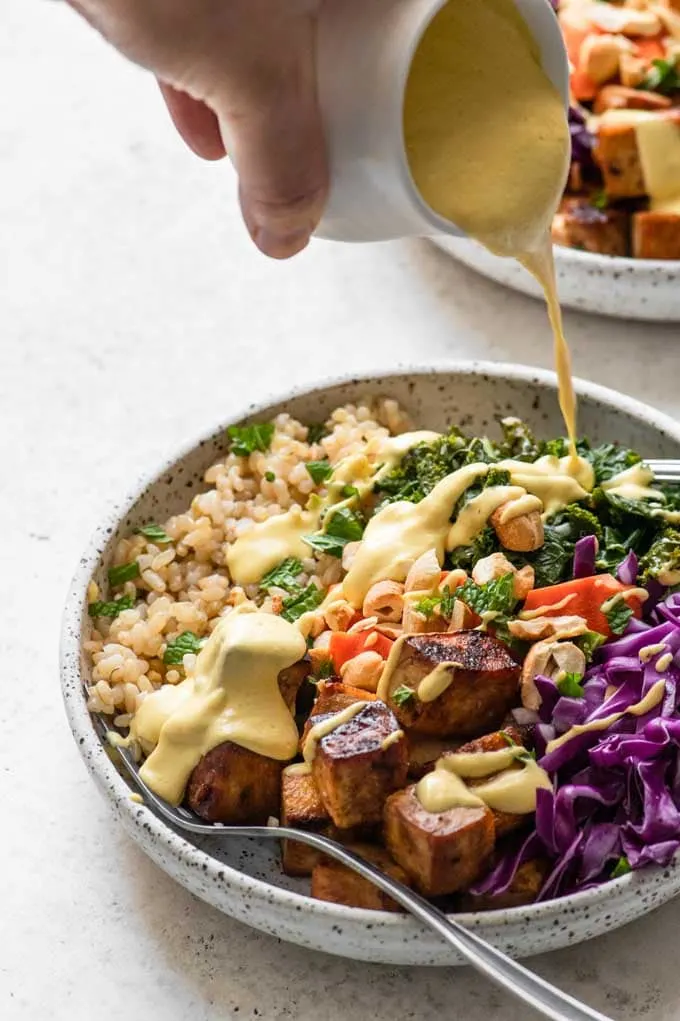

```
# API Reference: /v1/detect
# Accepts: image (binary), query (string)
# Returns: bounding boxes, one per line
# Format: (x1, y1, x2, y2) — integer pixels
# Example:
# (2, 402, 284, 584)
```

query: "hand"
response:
(67, 0, 329, 258)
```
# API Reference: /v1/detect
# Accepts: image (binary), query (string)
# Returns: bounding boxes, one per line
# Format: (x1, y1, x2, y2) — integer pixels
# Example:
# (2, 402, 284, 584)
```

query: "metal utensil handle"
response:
(119, 752, 612, 1021)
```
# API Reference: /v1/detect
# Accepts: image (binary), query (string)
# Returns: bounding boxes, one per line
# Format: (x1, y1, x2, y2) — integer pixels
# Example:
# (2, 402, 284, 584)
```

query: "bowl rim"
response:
(60, 359, 680, 933)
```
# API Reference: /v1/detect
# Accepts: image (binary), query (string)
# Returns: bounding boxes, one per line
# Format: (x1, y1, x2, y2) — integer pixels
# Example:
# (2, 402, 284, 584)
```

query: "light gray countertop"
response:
(4, 2, 680, 1018)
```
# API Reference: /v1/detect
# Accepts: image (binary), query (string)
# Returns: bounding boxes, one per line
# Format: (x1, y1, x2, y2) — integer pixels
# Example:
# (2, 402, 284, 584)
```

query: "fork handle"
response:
(234, 826, 613, 1021)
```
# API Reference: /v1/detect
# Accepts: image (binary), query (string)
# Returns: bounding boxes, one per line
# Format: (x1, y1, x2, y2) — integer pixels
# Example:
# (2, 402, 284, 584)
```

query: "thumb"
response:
(206, 12, 328, 259)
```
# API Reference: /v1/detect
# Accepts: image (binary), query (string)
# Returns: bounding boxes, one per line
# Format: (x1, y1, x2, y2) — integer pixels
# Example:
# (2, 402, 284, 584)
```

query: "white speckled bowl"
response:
(61, 362, 680, 965)
(431, 238, 680, 321)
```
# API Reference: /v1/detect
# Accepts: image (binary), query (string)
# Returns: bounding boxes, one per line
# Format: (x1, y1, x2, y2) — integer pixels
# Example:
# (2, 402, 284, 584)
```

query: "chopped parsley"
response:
(134, 523, 172, 544)
(590, 190, 608, 211)
(557, 672, 585, 698)
(392, 685, 416, 707)
(610, 855, 632, 880)
(304, 506, 364, 558)
(501, 731, 518, 747)
(603, 598, 634, 636)
(576, 630, 606, 663)
(306, 460, 333, 485)
(281, 583, 325, 623)
(306, 423, 327, 445)
(260, 557, 304, 592)
(227, 423, 275, 457)
(108, 561, 141, 587)
(311, 658, 334, 680)
(456, 573, 518, 618)
(414, 585, 456, 619)
(264, 471, 276, 483)
(88, 594, 135, 619)
(640, 58, 680, 95)
(163, 630, 205, 665)
(302, 532, 347, 557)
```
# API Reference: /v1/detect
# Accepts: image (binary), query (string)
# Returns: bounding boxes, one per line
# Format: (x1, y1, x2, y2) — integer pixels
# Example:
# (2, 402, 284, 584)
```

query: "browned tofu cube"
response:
(384, 786, 495, 896)
(278, 661, 308, 713)
(309, 700, 408, 828)
(302, 682, 378, 739)
(460, 858, 549, 911)
(551, 199, 629, 257)
(383, 630, 520, 738)
(186, 742, 282, 824)
(311, 844, 412, 912)
(594, 122, 646, 198)
(407, 735, 463, 779)
(633, 211, 680, 259)
(453, 728, 529, 839)
(280, 767, 331, 876)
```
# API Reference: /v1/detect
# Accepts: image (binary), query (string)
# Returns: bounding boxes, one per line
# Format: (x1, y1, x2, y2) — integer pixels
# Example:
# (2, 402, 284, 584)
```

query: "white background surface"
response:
(4, 2, 680, 1018)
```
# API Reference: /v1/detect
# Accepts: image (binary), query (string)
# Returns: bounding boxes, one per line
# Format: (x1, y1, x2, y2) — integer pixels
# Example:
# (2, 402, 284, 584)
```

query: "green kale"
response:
(163, 630, 205, 665)
(498, 417, 539, 461)
(305, 460, 333, 485)
(510, 504, 602, 587)
(260, 557, 304, 592)
(108, 561, 141, 587)
(88, 594, 135, 619)
(448, 526, 498, 573)
(588, 443, 641, 484)
(227, 423, 275, 456)
(375, 428, 473, 504)
(610, 855, 632, 880)
(604, 599, 634, 636)
(392, 685, 416, 707)
(281, 583, 325, 622)
(557, 672, 585, 698)
(456, 573, 518, 617)
(639, 527, 680, 583)
(134, 523, 172, 544)
(640, 58, 680, 95)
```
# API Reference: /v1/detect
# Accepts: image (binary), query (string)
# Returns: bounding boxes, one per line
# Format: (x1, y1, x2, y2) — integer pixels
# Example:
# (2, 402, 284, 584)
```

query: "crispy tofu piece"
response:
(303, 681, 377, 733)
(278, 661, 308, 713)
(460, 859, 549, 911)
(384, 786, 495, 896)
(453, 729, 529, 839)
(280, 768, 331, 876)
(383, 630, 520, 738)
(407, 735, 463, 779)
(309, 700, 408, 828)
(186, 742, 282, 824)
(594, 121, 646, 198)
(311, 844, 412, 912)
(633, 211, 680, 259)
(552, 198, 630, 256)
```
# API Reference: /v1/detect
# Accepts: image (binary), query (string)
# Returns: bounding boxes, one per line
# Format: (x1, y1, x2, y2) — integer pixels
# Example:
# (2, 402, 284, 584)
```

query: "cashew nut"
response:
(339, 650, 384, 692)
(324, 599, 356, 632)
(509, 614, 589, 642)
(447, 598, 479, 632)
(521, 640, 586, 711)
(490, 506, 544, 552)
(362, 580, 405, 622)
(405, 548, 442, 593)
(619, 50, 647, 87)
(580, 33, 634, 84)
(514, 565, 535, 600)
(470, 553, 533, 599)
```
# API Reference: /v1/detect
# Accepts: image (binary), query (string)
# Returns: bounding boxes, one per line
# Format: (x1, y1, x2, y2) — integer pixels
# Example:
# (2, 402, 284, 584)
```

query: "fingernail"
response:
(251, 224, 312, 259)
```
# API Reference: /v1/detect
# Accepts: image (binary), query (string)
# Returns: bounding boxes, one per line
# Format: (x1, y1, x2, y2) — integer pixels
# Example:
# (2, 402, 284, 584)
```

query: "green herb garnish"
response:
(108, 561, 141, 587)
(260, 557, 304, 592)
(281, 583, 325, 623)
(456, 573, 518, 617)
(134, 523, 172, 544)
(227, 423, 275, 456)
(306, 460, 333, 485)
(312, 659, 334, 680)
(306, 423, 327, 445)
(557, 672, 585, 698)
(163, 630, 205, 665)
(611, 855, 632, 880)
(392, 685, 416, 707)
(591, 190, 608, 211)
(604, 598, 634, 636)
(576, 630, 606, 663)
(264, 471, 276, 482)
(88, 594, 135, 619)
(640, 58, 680, 95)
(304, 506, 364, 559)
(501, 731, 518, 747)
(302, 533, 347, 557)
(413, 594, 442, 618)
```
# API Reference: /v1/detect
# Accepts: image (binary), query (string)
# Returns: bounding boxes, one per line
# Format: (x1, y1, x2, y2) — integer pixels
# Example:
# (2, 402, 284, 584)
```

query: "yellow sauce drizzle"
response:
(545, 679, 666, 755)
(446, 485, 525, 549)
(127, 607, 305, 804)
(417, 661, 463, 703)
(416, 747, 552, 814)
(283, 762, 313, 777)
(656, 652, 674, 673)
(381, 729, 406, 751)
(602, 464, 663, 503)
(302, 702, 368, 763)
(227, 506, 321, 586)
(599, 587, 649, 614)
(497, 492, 543, 524)
(497, 456, 594, 518)
(520, 593, 577, 620)
(639, 642, 668, 664)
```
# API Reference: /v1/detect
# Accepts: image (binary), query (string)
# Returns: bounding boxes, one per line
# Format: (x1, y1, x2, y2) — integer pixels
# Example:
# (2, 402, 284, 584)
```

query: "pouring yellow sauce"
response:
(403, 0, 576, 454)
(126, 606, 305, 804)
(416, 747, 553, 815)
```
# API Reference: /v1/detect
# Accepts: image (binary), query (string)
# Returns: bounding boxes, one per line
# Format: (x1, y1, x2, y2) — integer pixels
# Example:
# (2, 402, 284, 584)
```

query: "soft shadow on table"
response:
(120, 836, 677, 1020)
(402, 240, 680, 420)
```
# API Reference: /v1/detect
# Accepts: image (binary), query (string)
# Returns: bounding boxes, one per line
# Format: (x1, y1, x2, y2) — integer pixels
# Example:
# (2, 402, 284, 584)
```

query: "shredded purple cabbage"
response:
(569, 106, 595, 168)
(616, 551, 639, 586)
(471, 589, 680, 903)
(573, 535, 598, 579)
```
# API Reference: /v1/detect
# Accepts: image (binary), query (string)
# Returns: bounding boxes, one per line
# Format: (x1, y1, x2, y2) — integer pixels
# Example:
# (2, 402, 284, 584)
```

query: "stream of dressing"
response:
(403, 0, 576, 455)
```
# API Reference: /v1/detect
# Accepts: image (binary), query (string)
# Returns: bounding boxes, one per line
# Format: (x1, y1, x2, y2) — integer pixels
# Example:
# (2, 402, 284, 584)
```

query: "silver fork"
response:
(645, 459, 680, 484)
(98, 721, 612, 1021)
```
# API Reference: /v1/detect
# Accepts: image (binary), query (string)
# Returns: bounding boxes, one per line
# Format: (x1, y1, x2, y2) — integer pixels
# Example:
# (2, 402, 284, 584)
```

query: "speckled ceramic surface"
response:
(61, 362, 680, 966)
(431, 238, 680, 321)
